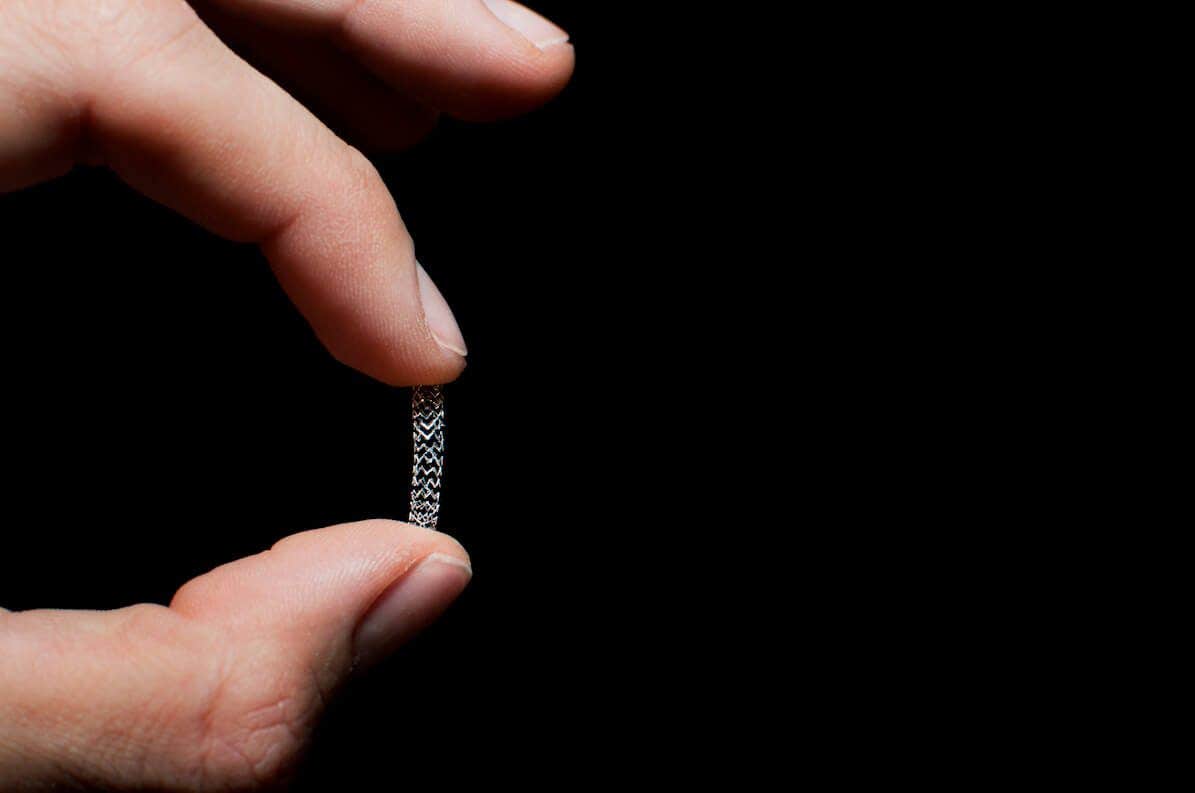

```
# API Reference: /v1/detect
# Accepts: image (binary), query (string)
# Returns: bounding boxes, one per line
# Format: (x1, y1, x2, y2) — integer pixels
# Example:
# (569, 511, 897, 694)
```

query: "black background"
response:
(0, 2, 688, 786)
(0, 5, 1147, 785)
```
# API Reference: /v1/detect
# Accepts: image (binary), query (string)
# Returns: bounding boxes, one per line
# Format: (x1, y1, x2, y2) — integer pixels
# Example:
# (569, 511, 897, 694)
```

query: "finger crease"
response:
(260, 205, 306, 249)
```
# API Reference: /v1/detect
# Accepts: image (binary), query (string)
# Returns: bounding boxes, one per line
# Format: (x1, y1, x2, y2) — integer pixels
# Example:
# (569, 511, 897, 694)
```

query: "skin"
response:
(0, 0, 574, 789)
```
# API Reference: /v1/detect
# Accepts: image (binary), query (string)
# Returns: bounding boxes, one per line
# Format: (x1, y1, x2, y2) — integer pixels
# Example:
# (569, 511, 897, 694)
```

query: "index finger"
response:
(88, 6, 467, 385)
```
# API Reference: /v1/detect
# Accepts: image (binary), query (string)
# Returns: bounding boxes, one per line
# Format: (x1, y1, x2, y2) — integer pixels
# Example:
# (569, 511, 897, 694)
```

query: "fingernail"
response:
(482, 0, 571, 50)
(355, 552, 473, 667)
(416, 261, 468, 358)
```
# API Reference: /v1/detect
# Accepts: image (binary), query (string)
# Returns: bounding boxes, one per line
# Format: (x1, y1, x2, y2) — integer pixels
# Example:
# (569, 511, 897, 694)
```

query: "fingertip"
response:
(474, 0, 575, 116)
(272, 518, 471, 576)
(332, 337, 466, 388)
(341, 0, 575, 121)
(446, 37, 575, 122)
(263, 191, 466, 387)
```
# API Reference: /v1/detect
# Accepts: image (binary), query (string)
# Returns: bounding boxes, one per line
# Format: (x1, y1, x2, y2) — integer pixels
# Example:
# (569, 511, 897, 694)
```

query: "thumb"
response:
(171, 519, 472, 671)
(0, 520, 470, 791)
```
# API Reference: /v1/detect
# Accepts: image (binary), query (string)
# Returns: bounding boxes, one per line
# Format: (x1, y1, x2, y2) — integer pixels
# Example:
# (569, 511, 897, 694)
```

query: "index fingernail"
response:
(416, 261, 468, 358)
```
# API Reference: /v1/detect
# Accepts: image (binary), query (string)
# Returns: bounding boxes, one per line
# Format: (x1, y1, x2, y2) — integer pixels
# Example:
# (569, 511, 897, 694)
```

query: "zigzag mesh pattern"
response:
(408, 385, 445, 530)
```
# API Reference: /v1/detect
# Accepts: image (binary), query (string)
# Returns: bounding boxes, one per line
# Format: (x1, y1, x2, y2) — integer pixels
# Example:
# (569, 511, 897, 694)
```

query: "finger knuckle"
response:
(92, 611, 321, 790)
(169, 576, 233, 622)
(192, 644, 324, 790)
(339, 144, 387, 202)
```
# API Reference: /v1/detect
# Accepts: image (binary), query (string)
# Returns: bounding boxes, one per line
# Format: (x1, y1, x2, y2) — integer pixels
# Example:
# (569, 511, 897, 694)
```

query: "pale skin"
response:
(0, 0, 574, 788)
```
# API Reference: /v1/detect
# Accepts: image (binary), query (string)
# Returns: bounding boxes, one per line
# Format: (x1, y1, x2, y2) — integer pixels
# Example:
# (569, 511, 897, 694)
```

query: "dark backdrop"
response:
(0, 2, 678, 786)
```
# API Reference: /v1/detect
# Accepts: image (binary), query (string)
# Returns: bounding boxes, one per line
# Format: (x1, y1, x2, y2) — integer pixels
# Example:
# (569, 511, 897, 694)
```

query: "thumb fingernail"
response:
(416, 261, 468, 358)
(354, 553, 472, 667)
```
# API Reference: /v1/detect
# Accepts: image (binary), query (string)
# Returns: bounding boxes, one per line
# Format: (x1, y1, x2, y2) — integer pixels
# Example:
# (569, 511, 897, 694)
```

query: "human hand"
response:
(0, 0, 574, 385)
(0, 0, 573, 788)
(0, 520, 473, 789)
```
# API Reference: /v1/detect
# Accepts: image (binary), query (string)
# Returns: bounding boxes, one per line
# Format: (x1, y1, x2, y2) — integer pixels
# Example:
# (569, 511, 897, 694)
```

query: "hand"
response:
(0, 521, 473, 789)
(0, 0, 573, 788)
(0, 0, 574, 386)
